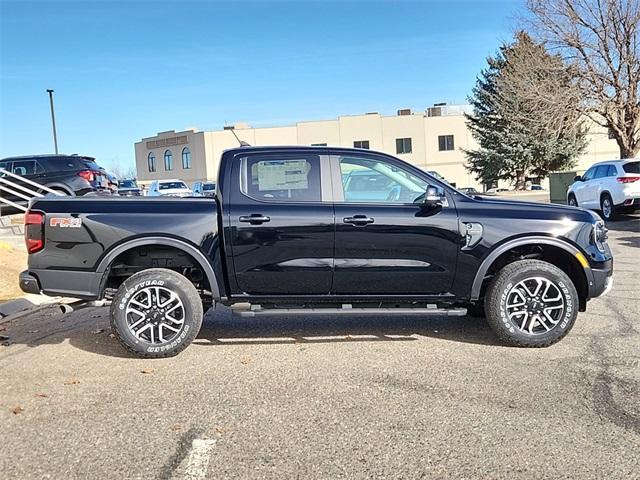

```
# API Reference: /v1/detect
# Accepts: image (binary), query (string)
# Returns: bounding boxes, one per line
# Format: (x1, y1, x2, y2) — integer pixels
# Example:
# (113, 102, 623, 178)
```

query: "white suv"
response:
(567, 159, 640, 220)
(148, 179, 192, 197)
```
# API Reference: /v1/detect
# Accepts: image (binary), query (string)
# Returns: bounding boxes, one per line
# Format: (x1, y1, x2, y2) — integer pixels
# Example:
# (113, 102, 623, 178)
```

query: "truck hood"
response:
(470, 195, 601, 222)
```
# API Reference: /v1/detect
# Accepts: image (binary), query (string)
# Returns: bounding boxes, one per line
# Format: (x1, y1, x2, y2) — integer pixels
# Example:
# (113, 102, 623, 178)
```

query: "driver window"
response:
(582, 167, 596, 181)
(338, 155, 428, 204)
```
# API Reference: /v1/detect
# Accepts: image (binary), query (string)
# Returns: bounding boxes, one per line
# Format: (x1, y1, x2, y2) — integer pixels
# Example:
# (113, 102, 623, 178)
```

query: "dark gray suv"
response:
(0, 154, 110, 213)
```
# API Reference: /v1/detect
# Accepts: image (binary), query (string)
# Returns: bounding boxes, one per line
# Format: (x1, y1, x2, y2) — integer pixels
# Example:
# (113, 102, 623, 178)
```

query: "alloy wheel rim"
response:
(505, 277, 566, 335)
(603, 198, 612, 218)
(125, 286, 185, 344)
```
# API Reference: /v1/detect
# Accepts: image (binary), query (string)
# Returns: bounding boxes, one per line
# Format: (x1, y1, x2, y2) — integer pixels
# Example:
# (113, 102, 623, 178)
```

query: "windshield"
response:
(203, 183, 215, 191)
(119, 180, 137, 188)
(159, 181, 188, 190)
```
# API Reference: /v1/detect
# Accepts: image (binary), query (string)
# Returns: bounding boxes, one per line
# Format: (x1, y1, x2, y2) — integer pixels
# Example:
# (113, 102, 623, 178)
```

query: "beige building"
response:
(134, 104, 621, 190)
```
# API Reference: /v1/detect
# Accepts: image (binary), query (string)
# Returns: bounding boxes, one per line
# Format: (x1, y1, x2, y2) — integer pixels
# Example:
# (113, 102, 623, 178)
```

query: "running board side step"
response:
(233, 306, 468, 317)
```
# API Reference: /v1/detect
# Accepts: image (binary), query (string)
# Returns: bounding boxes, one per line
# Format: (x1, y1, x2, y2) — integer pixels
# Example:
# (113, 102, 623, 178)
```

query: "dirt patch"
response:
(0, 246, 27, 302)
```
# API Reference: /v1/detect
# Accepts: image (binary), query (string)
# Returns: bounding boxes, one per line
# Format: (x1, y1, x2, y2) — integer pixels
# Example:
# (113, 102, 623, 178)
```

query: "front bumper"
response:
(588, 259, 613, 298)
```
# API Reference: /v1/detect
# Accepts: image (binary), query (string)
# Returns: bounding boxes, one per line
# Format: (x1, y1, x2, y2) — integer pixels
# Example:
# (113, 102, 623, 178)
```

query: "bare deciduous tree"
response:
(527, 0, 640, 158)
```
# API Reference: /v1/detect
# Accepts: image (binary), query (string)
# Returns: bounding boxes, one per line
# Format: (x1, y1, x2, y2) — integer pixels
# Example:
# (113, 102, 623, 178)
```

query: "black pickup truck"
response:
(20, 146, 613, 357)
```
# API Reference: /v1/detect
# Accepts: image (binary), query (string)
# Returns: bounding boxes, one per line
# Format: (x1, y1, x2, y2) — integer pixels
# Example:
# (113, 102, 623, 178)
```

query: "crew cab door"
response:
(227, 150, 334, 295)
(330, 152, 459, 295)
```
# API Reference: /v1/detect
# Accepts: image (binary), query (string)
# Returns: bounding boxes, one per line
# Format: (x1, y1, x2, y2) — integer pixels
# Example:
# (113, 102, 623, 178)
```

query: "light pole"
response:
(46, 89, 59, 154)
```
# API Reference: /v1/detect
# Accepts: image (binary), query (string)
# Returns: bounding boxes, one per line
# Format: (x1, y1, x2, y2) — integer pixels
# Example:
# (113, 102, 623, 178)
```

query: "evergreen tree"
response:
(465, 32, 587, 189)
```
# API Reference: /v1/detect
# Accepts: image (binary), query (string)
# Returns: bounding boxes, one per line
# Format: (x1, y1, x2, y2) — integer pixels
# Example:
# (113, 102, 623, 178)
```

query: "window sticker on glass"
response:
(256, 160, 310, 191)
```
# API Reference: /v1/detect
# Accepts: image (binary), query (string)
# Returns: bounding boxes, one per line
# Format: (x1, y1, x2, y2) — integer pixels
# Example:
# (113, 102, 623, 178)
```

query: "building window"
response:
(148, 152, 156, 172)
(311, 143, 327, 147)
(396, 137, 412, 154)
(164, 150, 173, 171)
(438, 135, 455, 151)
(353, 140, 370, 149)
(182, 147, 192, 169)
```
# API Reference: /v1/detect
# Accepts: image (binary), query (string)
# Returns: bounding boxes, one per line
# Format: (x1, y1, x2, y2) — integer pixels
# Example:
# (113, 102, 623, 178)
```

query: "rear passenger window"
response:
(607, 165, 617, 176)
(12, 160, 38, 176)
(241, 154, 322, 202)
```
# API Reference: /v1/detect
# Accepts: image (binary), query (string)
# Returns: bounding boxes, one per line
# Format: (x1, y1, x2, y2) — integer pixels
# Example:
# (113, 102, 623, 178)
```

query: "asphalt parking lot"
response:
(1, 215, 638, 479)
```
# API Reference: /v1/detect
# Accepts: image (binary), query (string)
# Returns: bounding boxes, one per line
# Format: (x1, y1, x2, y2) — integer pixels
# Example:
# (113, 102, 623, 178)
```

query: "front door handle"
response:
(343, 215, 374, 226)
(239, 214, 271, 224)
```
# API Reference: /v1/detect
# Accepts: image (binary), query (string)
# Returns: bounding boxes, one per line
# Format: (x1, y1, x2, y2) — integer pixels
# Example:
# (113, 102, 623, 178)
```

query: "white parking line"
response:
(172, 438, 216, 480)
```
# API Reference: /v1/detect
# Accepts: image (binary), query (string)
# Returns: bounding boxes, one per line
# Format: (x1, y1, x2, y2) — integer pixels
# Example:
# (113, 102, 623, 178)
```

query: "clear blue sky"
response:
(0, 0, 522, 171)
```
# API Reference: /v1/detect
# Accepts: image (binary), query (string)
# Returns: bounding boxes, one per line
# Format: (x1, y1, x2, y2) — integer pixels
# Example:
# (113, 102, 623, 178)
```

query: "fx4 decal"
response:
(50, 217, 82, 228)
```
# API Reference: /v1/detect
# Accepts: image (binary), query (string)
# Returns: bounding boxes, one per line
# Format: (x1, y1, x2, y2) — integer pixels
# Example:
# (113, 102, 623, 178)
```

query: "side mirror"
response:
(424, 185, 445, 207)
(574, 175, 582, 182)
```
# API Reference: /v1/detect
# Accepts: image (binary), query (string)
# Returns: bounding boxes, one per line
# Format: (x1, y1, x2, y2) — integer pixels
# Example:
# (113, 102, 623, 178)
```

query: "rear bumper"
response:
(20, 269, 102, 300)
(618, 197, 640, 210)
(19, 271, 41, 295)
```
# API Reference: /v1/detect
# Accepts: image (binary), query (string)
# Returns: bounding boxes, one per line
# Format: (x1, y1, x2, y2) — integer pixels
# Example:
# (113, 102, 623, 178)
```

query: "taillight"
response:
(617, 176, 640, 183)
(24, 211, 44, 254)
(77, 170, 95, 182)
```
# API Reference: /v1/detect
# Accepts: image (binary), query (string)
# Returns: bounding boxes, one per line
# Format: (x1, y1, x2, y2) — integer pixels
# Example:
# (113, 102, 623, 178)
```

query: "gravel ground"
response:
(0, 246, 26, 302)
(0, 215, 638, 479)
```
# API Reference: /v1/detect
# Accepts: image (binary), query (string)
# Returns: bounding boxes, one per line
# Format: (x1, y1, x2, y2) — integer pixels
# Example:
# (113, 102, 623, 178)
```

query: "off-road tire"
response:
(110, 268, 203, 358)
(600, 193, 616, 221)
(485, 260, 578, 347)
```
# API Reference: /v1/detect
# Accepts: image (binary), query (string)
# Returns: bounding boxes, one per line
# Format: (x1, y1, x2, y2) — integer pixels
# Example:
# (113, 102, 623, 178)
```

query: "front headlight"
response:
(592, 220, 608, 253)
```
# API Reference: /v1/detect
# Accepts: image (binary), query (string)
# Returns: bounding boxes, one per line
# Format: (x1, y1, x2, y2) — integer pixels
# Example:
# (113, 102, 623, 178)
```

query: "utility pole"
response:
(46, 89, 59, 154)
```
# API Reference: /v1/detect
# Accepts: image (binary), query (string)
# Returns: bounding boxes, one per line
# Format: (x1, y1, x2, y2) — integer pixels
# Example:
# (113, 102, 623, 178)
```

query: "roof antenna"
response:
(229, 127, 251, 147)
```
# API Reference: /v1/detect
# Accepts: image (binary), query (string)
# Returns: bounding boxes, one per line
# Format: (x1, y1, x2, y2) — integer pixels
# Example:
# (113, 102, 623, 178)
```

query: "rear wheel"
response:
(485, 260, 578, 347)
(110, 268, 203, 358)
(600, 193, 616, 221)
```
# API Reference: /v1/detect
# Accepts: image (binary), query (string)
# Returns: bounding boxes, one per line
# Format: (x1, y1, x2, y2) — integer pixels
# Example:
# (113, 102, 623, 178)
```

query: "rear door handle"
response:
(343, 215, 374, 226)
(239, 214, 271, 224)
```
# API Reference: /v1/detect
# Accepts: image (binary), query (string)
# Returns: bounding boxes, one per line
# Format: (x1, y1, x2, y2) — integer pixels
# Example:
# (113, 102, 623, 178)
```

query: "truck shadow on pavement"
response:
(192, 307, 501, 348)
(0, 305, 503, 360)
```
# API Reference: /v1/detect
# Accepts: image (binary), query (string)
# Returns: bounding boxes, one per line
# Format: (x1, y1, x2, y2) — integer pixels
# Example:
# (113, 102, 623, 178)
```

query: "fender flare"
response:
(42, 183, 74, 196)
(470, 236, 591, 300)
(96, 236, 221, 299)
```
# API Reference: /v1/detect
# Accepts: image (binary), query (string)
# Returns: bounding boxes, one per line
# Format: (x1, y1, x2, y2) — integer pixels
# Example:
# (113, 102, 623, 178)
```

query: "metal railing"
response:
(0, 167, 66, 213)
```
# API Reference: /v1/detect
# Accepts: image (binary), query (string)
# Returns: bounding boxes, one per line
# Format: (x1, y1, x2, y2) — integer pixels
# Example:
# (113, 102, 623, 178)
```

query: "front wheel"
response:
(485, 260, 578, 347)
(567, 194, 578, 207)
(110, 268, 203, 358)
